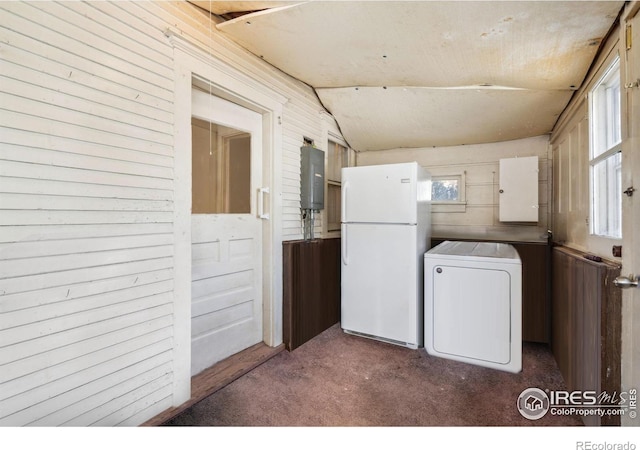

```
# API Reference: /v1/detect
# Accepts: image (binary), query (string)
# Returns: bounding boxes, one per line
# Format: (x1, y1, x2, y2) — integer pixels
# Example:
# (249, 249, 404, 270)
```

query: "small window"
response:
(432, 177, 460, 201)
(589, 57, 621, 238)
(431, 173, 466, 213)
(327, 140, 349, 231)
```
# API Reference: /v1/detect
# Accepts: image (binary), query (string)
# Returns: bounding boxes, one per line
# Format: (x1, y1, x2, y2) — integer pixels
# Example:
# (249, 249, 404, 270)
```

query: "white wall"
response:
(0, 0, 338, 426)
(357, 136, 551, 243)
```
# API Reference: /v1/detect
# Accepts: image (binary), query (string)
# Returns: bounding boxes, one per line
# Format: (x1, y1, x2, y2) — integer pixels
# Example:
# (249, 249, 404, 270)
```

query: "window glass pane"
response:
(192, 118, 251, 214)
(328, 140, 347, 182)
(592, 152, 621, 238)
(589, 57, 622, 238)
(327, 183, 341, 232)
(432, 179, 459, 201)
(591, 59, 621, 158)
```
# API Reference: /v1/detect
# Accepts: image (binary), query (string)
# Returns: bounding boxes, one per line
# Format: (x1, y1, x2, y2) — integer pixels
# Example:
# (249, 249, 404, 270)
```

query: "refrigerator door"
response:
(341, 222, 421, 347)
(342, 163, 417, 224)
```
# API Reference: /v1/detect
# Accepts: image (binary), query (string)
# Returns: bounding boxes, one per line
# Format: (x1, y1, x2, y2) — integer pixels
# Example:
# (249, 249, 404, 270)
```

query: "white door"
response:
(190, 89, 264, 376)
(621, 5, 640, 426)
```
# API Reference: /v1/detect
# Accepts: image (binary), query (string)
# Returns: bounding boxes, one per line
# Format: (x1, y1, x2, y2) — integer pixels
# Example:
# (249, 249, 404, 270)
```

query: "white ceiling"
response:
(194, 1, 623, 151)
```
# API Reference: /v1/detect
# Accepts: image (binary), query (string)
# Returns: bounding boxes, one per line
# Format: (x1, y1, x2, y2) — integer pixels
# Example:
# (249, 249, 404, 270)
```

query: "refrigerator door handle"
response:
(341, 224, 348, 266)
(341, 180, 349, 223)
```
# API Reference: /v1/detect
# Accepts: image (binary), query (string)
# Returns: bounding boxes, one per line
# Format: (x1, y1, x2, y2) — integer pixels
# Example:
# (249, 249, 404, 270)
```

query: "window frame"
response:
(430, 171, 467, 213)
(588, 56, 622, 239)
(325, 136, 351, 234)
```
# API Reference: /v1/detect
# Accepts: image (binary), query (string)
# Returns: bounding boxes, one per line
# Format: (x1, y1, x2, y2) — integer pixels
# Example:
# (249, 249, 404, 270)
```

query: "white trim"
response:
(430, 170, 468, 213)
(171, 56, 192, 407)
(165, 28, 288, 107)
(168, 31, 285, 406)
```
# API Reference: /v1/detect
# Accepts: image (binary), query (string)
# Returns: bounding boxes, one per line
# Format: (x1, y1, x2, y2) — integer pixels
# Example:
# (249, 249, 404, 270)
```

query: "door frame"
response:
(621, 1, 640, 426)
(168, 30, 286, 406)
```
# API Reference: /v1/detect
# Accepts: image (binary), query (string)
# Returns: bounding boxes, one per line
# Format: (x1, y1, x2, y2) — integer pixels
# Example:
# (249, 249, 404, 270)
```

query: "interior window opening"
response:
(192, 117, 251, 214)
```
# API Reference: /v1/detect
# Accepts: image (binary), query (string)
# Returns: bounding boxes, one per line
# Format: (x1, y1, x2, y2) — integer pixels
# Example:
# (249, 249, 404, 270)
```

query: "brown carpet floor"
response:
(164, 323, 582, 427)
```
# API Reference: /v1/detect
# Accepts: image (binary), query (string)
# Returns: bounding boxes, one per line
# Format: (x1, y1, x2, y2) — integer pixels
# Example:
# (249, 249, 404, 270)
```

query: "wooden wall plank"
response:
(0, 291, 174, 348)
(0, 267, 172, 311)
(0, 160, 173, 190)
(83, 2, 173, 59)
(0, 193, 172, 213)
(0, 258, 173, 297)
(552, 249, 574, 388)
(0, 279, 174, 330)
(1, 75, 172, 136)
(1, 3, 173, 92)
(42, 1, 173, 70)
(0, 223, 173, 244)
(0, 233, 173, 260)
(0, 316, 173, 386)
(1, 60, 173, 126)
(0, 338, 173, 425)
(1, 178, 173, 204)
(0, 35, 172, 112)
(600, 265, 622, 426)
(29, 358, 173, 426)
(0, 92, 172, 147)
(0, 110, 173, 157)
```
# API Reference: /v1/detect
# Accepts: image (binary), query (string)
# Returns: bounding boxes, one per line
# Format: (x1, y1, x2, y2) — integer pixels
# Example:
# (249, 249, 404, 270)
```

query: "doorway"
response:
(190, 87, 264, 376)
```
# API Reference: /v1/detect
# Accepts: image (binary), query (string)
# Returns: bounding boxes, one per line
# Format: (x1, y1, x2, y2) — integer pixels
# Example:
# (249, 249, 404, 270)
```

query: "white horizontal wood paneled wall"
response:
(0, 0, 176, 426)
(0, 0, 334, 426)
(357, 136, 551, 242)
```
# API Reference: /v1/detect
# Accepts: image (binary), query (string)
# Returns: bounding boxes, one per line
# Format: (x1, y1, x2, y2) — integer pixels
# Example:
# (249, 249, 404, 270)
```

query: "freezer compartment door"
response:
(341, 223, 421, 346)
(430, 265, 511, 364)
(342, 163, 417, 224)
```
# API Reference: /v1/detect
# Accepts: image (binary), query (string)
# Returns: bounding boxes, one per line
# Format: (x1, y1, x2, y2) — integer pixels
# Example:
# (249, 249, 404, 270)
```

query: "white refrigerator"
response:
(341, 162, 431, 349)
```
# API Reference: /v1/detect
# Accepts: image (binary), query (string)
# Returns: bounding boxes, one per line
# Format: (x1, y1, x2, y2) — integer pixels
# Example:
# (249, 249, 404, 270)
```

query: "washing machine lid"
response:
(426, 240, 521, 263)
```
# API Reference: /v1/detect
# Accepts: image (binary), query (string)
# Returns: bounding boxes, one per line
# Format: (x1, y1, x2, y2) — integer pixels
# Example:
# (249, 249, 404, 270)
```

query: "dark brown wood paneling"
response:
(512, 243, 550, 343)
(432, 238, 550, 343)
(580, 262, 601, 426)
(551, 246, 622, 426)
(552, 249, 574, 390)
(600, 266, 622, 426)
(283, 238, 341, 351)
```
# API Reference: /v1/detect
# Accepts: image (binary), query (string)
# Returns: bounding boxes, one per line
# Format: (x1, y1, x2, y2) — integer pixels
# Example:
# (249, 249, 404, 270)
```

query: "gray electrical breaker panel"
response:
(300, 145, 324, 210)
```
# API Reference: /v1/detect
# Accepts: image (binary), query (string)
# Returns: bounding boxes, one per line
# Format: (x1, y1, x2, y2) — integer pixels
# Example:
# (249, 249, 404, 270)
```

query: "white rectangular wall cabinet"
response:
(499, 156, 539, 222)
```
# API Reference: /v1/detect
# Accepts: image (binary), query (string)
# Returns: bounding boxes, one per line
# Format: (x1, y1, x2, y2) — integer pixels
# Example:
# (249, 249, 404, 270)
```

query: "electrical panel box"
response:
(499, 156, 539, 222)
(300, 145, 325, 210)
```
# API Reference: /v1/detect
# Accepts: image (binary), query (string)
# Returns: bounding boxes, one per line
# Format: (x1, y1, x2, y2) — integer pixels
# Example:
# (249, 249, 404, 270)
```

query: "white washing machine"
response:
(424, 241, 522, 373)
